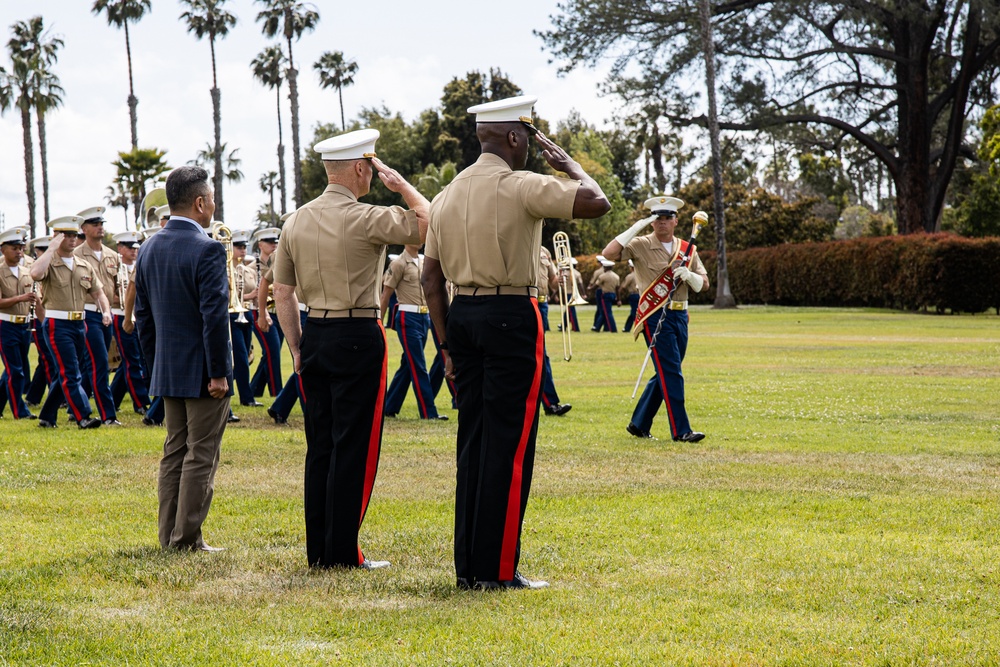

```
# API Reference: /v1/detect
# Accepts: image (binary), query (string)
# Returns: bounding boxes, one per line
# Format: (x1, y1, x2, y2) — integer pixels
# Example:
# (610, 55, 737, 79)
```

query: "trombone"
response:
(214, 224, 249, 324)
(552, 232, 588, 361)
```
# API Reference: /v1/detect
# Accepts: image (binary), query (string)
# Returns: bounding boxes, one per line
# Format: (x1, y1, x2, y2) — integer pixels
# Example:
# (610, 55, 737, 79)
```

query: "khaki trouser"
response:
(158, 396, 230, 549)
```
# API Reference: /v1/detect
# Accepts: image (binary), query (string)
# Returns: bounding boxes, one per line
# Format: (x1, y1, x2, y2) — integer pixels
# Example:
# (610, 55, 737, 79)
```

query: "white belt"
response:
(299, 303, 308, 312)
(111, 308, 126, 316)
(84, 304, 100, 313)
(397, 304, 428, 314)
(0, 313, 29, 324)
(667, 300, 688, 311)
(46, 309, 85, 321)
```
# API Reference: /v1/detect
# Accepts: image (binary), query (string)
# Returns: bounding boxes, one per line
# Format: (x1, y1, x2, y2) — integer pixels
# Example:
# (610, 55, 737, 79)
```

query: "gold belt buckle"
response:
(13, 315, 27, 324)
(69, 311, 84, 321)
(537, 295, 547, 303)
(419, 306, 429, 314)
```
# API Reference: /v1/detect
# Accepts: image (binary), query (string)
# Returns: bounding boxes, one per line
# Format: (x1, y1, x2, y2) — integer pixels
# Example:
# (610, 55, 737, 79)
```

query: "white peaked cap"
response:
(48, 215, 85, 233)
(0, 226, 29, 244)
(600, 259, 615, 268)
(230, 229, 252, 245)
(113, 231, 141, 247)
(154, 205, 170, 220)
(388, 253, 400, 261)
(252, 227, 280, 244)
(314, 129, 379, 160)
(468, 95, 537, 123)
(29, 235, 51, 250)
(280, 209, 297, 223)
(644, 195, 685, 214)
(141, 227, 162, 240)
(77, 206, 107, 223)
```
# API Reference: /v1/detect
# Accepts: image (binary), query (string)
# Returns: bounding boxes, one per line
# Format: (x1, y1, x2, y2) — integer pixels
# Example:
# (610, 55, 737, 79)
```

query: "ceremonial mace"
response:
(631, 210, 709, 399)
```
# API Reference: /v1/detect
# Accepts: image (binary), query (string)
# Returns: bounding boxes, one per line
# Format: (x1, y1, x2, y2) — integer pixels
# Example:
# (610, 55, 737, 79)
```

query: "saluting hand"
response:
(371, 157, 408, 194)
(534, 132, 578, 174)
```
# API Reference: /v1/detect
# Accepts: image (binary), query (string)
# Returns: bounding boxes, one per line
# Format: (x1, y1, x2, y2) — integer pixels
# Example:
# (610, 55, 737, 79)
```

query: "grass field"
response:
(2, 306, 999, 665)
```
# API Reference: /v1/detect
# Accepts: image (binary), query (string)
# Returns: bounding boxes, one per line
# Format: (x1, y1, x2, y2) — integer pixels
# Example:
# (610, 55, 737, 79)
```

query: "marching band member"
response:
(422, 95, 609, 590)
(0, 227, 37, 420)
(31, 216, 109, 429)
(594, 258, 620, 332)
(74, 206, 121, 425)
(601, 195, 708, 442)
(109, 231, 151, 415)
(249, 227, 282, 398)
(537, 245, 570, 416)
(228, 229, 260, 408)
(272, 128, 428, 569)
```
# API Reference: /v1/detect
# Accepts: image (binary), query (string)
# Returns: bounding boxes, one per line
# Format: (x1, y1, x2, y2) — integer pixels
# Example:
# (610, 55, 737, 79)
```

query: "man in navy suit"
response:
(134, 166, 233, 552)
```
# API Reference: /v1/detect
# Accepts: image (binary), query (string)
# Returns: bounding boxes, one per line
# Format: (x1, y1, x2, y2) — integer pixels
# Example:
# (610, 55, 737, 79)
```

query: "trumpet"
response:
(552, 232, 588, 361)
(215, 224, 249, 323)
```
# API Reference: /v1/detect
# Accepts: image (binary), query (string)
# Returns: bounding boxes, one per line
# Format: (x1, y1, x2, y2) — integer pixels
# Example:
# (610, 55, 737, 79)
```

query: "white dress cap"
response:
(252, 227, 281, 244)
(467, 95, 537, 123)
(600, 259, 615, 268)
(230, 229, 252, 245)
(644, 195, 685, 215)
(29, 235, 51, 250)
(141, 227, 161, 240)
(314, 128, 380, 160)
(154, 205, 170, 221)
(387, 253, 400, 262)
(595, 255, 606, 263)
(47, 215, 85, 233)
(0, 226, 29, 245)
(113, 231, 141, 248)
(280, 209, 296, 223)
(77, 206, 107, 223)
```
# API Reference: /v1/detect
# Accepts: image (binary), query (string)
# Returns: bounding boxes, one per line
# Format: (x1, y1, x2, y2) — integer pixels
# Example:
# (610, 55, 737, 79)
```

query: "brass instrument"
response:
(215, 225, 248, 323)
(140, 187, 167, 229)
(28, 282, 38, 333)
(552, 232, 588, 361)
(116, 260, 130, 322)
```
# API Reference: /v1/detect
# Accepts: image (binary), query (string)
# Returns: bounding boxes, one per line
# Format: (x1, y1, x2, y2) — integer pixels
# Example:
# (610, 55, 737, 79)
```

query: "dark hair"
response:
(165, 166, 211, 210)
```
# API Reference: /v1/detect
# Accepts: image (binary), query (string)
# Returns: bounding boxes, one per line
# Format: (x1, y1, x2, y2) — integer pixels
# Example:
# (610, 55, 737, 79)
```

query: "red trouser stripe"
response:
(47, 320, 84, 422)
(400, 312, 430, 418)
(83, 324, 109, 421)
(646, 319, 678, 437)
(113, 316, 140, 410)
(498, 298, 545, 580)
(253, 311, 277, 394)
(33, 327, 53, 382)
(356, 320, 388, 565)
(0, 322, 22, 417)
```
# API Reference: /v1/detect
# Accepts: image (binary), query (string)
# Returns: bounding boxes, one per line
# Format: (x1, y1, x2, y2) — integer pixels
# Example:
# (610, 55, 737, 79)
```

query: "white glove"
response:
(614, 215, 657, 249)
(673, 265, 705, 293)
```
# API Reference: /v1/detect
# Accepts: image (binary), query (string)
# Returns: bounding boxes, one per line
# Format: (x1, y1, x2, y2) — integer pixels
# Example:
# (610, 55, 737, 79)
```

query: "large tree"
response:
(180, 0, 237, 221)
(112, 147, 170, 226)
(255, 0, 319, 208)
(540, 0, 1000, 235)
(92, 0, 151, 150)
(314, 50, 358, 132)
(251, 45, 287, 215)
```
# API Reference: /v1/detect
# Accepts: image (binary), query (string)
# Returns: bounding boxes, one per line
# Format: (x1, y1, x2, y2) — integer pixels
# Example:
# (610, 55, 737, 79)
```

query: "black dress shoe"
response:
(267, 407, 287, 424)
(37, 419, 57, 428)
(384, 412, 397, 418)
(674, 431, 705, 443)
(475, 571, 549, 591)
(241, 401, 264, 407)
(227, 414, 240, 423)
(456, 577, 474, 590)
(103, 419, 122, 426)
(626, 423, 655, 439)
(77, 417, 101, 429)
(544, 403, 572, 416)
(24, 412, 37, 420)
(142, 416, 162, 426)
(135, 406, 147, 416)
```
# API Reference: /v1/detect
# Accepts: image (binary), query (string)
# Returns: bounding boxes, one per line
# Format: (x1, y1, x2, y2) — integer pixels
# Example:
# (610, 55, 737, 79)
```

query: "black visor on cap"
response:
(83, 217, 105, 225)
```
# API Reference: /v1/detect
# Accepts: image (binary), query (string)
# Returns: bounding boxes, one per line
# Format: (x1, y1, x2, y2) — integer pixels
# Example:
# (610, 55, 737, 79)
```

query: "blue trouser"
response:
(428, 324, 457, 409)
(599, 292, 618, 332)
(146, 395, 165, 424)
(250, 310, 282, 397)
(230, 314, 253, 404)
(630, 308, 692, 438)
(624, 294, 640, 332)
(25, 320, 54, 405)
(269, 311, 308, 420)
(592, 288, 605, 330)
(384, 310, 438, 418)
(39, 318, 92, 424)
(566, 305, 579, 332)
(110, 314, 151, 412)
(0, 320, 32, 418)
(539, 301, 550, 331)
(79, 310, 116, 421)
(539, 343, 560, 409)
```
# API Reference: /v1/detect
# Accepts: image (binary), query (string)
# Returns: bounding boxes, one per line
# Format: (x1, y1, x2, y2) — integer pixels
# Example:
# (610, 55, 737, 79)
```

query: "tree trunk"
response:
(37, 109, 50, 223)
(20, 100, 36, 237)
(125, 21, 138, 149)
(211, 36, 224, 221)
(650, 123, 666, 193)
(287, 37, 303, 207)
(698, 0, 735, 308)
(339, 87, 346, 131)
(268, 186, 276, 225)
(276, 86, 287, 215)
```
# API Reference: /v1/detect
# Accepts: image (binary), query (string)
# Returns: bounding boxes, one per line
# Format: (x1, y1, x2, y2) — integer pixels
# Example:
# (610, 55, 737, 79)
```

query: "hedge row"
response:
(576, 234, 1000, 313)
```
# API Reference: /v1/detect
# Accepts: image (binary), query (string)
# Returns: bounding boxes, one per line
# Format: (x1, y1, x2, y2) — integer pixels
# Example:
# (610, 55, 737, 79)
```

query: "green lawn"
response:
(2, 306, 999, 665)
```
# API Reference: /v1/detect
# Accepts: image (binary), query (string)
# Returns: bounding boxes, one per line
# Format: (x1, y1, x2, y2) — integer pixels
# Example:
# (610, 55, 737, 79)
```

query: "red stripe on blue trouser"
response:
(629, 309, 691, 438)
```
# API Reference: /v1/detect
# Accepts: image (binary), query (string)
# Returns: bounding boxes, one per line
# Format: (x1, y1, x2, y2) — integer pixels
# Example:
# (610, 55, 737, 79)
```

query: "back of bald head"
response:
(324, 159, 363, 179)
(476, 122, 521, 147)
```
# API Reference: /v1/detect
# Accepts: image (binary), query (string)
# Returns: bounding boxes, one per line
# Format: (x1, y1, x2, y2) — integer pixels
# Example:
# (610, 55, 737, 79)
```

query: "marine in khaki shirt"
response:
(33, 236, 106, 315)
(0, 240, 35, 320)
(381, 247, 426, 310)
(595, 266, 621, 294)
(620, 234, 706, 304)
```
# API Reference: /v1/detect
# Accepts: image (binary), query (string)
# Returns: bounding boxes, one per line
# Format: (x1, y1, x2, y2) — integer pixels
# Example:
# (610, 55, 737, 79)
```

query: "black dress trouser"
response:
(300, 317, 386, 568)
(447, 295, 544, 582)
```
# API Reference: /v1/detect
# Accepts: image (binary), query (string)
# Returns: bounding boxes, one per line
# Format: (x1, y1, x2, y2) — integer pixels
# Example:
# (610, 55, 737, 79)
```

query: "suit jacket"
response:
(134, 218, 233, 399)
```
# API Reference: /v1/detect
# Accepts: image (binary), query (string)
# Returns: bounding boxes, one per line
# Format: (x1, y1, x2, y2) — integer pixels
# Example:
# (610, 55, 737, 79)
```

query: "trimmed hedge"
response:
(576, 234, 1000, 313)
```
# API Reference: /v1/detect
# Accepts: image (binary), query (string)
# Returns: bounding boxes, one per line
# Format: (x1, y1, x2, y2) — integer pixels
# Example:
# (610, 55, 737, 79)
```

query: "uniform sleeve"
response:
(272, 226, 296, 286)
(621, 238, 641, 263)
(424, 219, 439, 261)
(363, 205, 420, 246)
(690, 248, 707, 277)
(88, 266, 104, 296)
(519, 173, 580, 221)
(383, 258, 404, 289)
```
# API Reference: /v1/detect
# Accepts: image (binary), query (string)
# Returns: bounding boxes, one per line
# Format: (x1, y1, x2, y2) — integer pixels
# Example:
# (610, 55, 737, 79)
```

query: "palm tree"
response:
(259, 171, 278, 225)
(9, 16, 63, 226)
(105, 183, 131, 229)
(314, 51, 357, 131)
(113, 147, 170, 224)
(251, 45, 287, 215)
(255, 0, 319, 208)
(2, 52, 37, 236)
(190, 143, 244, 204)
(92, 0, 151, 149)
(179, 0, 237, 222)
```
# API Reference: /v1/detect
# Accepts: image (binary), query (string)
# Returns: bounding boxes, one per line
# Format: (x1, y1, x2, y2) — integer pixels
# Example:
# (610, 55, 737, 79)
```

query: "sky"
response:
(0, 0, 619, 236)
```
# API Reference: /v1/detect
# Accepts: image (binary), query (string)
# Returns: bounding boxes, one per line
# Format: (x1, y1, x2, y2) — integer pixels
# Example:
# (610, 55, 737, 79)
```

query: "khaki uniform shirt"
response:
(536, 246, 556, 299)
(37, 256, 103, 311)
(74, 243, 120, 307)
(622, 272, 639, 296)
(572, 268, 584, 295)
(272, 184, 420, 310)
(425, 153, 580, 287)
(622, 233, 707, 303)
(383, 252, 425, 307)
(596, 269, 620, 292)
(0, 262, 33, 317)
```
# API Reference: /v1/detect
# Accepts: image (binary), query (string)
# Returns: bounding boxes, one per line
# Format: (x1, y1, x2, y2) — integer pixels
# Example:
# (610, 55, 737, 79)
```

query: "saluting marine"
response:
(24, 236, 54, 407)
(0, 227, 38, 420)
